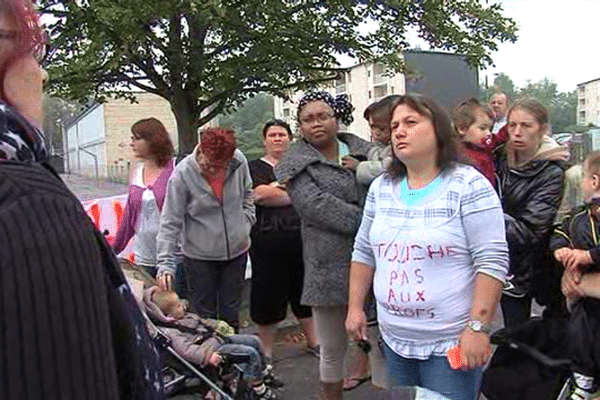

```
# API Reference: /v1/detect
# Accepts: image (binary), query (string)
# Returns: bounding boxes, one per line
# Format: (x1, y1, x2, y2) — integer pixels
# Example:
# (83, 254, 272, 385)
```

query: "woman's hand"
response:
(345, 307, 368, 342)
(554, 248, 571, 265)
(564, 249, 593, 272)
(341, 156, 360, 172)
(459, 328, 492, 370)
(561, 268, 585, 301)
(158, 272, 174, 291)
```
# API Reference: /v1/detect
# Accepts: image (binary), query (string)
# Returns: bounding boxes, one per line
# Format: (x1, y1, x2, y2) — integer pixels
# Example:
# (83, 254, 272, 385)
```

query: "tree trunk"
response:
(171, 94, 199, 159)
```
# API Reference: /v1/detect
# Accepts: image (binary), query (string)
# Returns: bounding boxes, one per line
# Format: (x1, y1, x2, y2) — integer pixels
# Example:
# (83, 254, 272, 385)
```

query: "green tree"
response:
(518, 78, 576, 133)
(41, 0, 517, 155)
(42, 96, 85, 154)
(217, 93, 274, 160)
(481, 72, 517, 101)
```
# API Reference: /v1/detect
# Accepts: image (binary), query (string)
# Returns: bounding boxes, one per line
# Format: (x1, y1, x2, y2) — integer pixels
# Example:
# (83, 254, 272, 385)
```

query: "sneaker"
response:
(263, 365, 284, 388)
(502, 277, 527, 298)
(254, 387, 277, 399)
(566, 381, 594, 400)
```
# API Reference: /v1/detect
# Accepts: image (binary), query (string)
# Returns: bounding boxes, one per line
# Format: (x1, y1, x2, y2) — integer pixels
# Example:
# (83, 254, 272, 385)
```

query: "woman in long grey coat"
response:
(275, 91, 372, 400)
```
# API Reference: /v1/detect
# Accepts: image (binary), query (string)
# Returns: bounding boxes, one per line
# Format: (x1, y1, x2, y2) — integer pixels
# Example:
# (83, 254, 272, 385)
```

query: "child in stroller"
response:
(144, 287, 282, 399)
(549, 150, 600, 399)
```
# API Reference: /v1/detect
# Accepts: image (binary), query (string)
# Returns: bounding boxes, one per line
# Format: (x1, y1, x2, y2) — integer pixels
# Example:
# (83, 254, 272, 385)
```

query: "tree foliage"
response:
(217, 93, 274, 160)
(481, 74, 578, 133)
(40, 0, 518, 155)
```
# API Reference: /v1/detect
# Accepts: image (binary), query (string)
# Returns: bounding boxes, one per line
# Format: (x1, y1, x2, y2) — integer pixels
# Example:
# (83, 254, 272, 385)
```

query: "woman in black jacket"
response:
(0, 1, 163, 398)
(495, 98, 567, 328)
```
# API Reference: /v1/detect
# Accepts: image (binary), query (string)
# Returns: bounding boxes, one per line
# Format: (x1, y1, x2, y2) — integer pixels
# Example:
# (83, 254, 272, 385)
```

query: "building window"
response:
(368, 91, 372, 99)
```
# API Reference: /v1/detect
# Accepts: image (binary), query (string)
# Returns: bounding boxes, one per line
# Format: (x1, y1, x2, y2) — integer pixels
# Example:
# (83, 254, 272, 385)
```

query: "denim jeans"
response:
(218, 334, 265, 382)
(184, 253, 247, 331)
(383, 340, 483, 400)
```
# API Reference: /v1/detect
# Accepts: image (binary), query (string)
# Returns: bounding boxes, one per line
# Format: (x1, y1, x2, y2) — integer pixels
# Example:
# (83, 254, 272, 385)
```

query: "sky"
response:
(479, 0, 600, 92)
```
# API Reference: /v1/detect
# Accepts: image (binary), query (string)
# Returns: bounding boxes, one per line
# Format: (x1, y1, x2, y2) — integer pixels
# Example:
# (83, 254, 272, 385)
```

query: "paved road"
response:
(61, 173, 128, 201)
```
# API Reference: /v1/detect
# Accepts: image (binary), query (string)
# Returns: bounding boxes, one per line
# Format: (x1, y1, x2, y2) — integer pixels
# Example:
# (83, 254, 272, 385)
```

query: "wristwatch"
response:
(467, 319, 491, 334)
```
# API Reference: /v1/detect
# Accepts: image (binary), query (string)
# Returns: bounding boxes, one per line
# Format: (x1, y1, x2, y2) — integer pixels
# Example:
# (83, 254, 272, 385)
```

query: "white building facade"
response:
(577, 78, 600, 127)
(274, 61, 405, 141)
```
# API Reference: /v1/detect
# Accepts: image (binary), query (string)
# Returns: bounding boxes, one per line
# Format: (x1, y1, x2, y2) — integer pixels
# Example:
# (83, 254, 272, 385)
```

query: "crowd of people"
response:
(4, 0, 600, 399)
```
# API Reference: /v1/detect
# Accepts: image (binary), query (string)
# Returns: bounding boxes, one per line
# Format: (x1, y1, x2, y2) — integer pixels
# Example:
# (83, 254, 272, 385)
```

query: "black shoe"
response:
(263, 365, 284, 388)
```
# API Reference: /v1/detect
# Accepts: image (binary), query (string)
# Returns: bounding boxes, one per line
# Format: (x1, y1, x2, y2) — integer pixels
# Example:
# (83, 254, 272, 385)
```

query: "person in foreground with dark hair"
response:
(0, 0, 163, 398)
(248, 119, 318, 371)
(157, 127, 255, 332)
(346, 94, 508, 400)
(113, 118, 176, 278)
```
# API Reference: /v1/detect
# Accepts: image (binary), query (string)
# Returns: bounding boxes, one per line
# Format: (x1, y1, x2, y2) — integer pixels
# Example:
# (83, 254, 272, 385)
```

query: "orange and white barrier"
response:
(82, 195, 135, 262)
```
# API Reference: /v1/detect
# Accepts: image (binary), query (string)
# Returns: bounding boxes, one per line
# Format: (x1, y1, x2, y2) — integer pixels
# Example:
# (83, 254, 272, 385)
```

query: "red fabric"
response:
(207, 172, 226, 203)
(463, 125, 509, 188)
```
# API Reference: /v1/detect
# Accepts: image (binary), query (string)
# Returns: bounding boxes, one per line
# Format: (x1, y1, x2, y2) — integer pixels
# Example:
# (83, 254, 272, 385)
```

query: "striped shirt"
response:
(352, 164, 508, 359)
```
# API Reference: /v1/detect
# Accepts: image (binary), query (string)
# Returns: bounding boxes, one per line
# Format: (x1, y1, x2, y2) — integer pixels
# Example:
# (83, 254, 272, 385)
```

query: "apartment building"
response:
(577, 78, 600, 126)
(274, 50, 479, 140)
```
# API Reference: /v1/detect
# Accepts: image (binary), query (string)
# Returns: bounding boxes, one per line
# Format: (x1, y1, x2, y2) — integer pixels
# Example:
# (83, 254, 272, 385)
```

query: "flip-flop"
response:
(342, 376, 371, 391)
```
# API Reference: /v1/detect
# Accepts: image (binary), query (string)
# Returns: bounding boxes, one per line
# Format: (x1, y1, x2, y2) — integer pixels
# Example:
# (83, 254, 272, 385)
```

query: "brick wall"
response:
(104, 92, 178, 180)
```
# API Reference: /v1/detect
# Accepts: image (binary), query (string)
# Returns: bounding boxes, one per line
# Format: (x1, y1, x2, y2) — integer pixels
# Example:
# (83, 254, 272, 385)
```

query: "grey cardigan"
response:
(275, 133, 372, 306)
(157, 148, 255, 275)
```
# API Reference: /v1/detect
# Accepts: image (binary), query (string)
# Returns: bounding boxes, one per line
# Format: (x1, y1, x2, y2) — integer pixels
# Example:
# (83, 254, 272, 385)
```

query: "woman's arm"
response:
(112, 189, 135, 254)
(578, 272, 600, 299)
(459, 172, 509, 368)
(346, 184, 378, 340)
(157, 170, 188, 282)
(346, 261, 375, 341)
(252, 183, 292, 207)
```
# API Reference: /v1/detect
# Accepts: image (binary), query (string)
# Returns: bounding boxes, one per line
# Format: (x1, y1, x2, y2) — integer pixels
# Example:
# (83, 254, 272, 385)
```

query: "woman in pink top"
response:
(113, 118, 175, 278)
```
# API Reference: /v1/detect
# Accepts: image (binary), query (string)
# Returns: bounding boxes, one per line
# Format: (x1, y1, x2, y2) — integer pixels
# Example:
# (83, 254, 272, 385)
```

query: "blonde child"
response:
(149, 289, 281, 399)
(453, 98, 507, 187)
(550, 151, 600, 400)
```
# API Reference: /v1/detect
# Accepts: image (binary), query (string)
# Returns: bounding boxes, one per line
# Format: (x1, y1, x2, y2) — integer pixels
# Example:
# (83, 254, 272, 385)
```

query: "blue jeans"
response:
(218, 334, 265, 382)
(383, 340, 482, 400)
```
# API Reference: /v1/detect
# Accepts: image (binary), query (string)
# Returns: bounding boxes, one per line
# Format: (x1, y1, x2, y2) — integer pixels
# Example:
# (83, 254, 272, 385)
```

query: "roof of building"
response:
(577, 77, 600, 87)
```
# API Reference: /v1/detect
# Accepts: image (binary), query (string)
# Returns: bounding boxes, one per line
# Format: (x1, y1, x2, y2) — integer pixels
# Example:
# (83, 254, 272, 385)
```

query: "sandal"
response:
(342, 375, 371, 391)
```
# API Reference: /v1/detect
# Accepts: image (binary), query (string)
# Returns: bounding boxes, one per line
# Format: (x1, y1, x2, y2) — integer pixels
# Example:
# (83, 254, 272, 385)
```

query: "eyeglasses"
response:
(299, 112, 335, 125)
(0, 28, 51, 66)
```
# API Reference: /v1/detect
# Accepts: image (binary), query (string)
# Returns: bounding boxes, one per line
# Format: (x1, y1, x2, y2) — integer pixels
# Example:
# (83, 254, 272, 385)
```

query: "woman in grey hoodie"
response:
(156, 128, 255, 332)
(275, 91, 371, 400)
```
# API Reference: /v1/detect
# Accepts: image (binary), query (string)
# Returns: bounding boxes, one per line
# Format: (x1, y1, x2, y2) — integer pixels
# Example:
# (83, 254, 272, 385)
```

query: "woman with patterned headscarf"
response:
(275, 91, 372, 400)
(0, 0, 163, 398)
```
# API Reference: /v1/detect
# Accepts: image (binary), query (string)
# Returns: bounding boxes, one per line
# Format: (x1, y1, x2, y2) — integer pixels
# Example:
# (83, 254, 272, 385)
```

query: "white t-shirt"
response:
(133, 164, 162, 267)
(352, 165, 508, 359)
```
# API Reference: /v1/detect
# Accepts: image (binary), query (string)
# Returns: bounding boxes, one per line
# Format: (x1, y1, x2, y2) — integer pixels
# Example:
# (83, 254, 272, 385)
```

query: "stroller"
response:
(121, 259, 254, 399)
(481, 314, 575, 400)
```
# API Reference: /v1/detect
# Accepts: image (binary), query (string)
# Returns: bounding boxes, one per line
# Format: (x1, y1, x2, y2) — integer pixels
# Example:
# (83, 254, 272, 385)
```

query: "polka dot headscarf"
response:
(297, 91, 355, 126)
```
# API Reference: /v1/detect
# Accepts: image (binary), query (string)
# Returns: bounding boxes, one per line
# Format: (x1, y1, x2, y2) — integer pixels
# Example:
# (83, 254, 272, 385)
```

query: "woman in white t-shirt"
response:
(345, 94, 509, 400)
(113, 118, 176, 278)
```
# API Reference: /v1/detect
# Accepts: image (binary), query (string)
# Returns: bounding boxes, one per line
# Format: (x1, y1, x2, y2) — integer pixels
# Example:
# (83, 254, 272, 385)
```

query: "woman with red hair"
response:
(157, 127, 255, 333)
(0, 0, 163, 399)
(113, 118, 176, 278)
